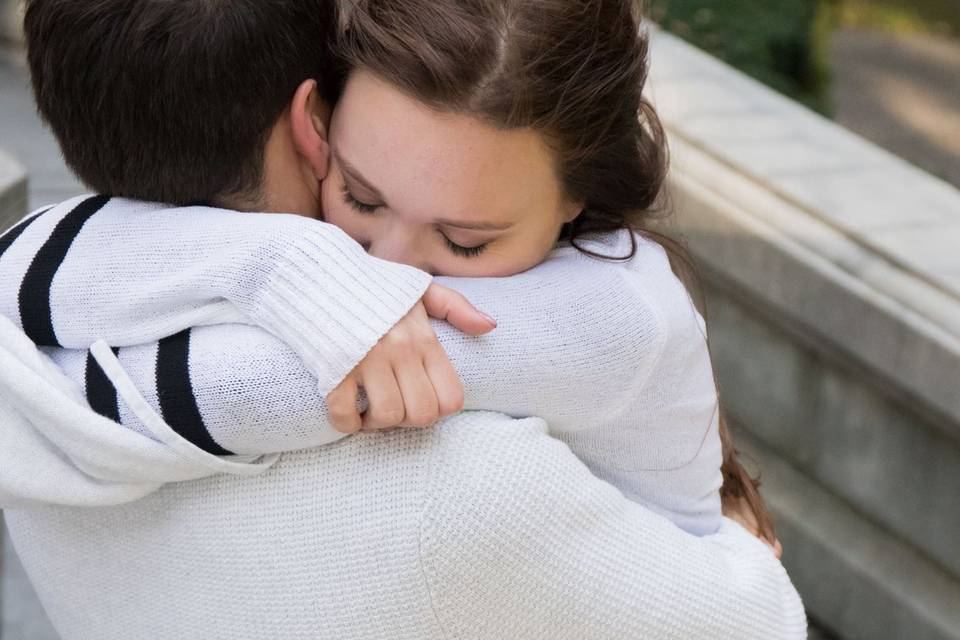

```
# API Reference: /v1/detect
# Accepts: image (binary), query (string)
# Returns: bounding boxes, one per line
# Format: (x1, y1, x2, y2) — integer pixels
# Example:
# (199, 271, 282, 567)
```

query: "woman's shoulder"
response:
(554, 230, 692, 309)
(553, 229, 672, 273)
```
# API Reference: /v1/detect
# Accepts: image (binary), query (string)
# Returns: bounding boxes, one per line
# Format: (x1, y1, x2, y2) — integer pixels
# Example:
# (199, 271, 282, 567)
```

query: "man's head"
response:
(24, 0, 342, 212)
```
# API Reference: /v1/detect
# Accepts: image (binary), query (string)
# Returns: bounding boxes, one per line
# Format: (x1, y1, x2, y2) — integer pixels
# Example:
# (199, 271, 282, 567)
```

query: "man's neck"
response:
(213, 181, 320, 219)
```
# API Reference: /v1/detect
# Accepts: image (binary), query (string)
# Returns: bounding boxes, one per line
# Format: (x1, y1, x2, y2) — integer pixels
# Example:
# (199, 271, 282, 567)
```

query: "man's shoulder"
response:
(422, 410, 606, 542)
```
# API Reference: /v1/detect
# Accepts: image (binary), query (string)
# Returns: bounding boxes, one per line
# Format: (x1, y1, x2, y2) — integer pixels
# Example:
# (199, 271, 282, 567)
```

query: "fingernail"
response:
(480, 312, 497, 327)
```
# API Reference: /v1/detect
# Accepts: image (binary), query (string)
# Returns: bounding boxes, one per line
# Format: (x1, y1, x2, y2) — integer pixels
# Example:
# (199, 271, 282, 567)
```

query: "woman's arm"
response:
(45, 235, 682, 457)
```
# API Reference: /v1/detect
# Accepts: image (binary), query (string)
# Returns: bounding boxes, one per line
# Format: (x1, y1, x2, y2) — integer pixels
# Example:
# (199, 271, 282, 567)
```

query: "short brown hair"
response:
(25, 0, 342, 206)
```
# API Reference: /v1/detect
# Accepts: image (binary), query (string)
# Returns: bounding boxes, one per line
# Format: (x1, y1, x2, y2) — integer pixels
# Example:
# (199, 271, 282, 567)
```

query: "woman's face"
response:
(321, 71, 582, 277)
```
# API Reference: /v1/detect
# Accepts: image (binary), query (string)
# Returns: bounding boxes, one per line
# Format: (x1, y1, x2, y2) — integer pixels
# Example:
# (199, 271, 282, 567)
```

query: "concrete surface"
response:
(1, 524, 59, 640)
(0, 43, 74, 640)
(0, 0, 22, 45)
(739, 430, 960, 640)
(648, 27, 960, 640)
(0, 100, 59, 640)
(0, 46, 84, 211)
(831, 28, 960, 189)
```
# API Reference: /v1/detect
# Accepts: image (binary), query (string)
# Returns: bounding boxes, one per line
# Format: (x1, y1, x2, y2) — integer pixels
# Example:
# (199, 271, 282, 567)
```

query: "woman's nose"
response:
(368, 234, 429, 271)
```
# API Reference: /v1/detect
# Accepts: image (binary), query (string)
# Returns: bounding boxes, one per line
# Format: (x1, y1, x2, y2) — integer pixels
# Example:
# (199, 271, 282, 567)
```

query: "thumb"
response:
(422, 283, 496, 336)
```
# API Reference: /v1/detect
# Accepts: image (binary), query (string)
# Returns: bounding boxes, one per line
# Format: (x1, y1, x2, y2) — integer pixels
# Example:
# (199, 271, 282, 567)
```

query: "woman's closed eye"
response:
(342, 184, 489, 259)
(440, 233, 487, 258)
(342, 185, 382, 214)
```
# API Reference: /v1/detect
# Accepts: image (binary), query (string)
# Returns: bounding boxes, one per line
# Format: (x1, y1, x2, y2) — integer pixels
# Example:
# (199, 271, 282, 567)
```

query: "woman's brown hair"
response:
(339, 0, 775, 542)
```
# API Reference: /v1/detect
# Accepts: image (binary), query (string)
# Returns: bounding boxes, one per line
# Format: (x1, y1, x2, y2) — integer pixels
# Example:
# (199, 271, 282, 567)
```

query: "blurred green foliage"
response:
(649, 0, 836, 113)
(649, 1, 959, 115)
(839, 0, 960, 37)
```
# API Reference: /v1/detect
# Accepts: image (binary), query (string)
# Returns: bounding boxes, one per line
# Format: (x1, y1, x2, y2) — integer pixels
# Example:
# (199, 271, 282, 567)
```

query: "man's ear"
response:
(290, 79, 332, 180)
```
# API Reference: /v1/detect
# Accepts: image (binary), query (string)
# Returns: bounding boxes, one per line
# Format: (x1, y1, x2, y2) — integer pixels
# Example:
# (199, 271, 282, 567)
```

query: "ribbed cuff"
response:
(232, 220, 432, 396)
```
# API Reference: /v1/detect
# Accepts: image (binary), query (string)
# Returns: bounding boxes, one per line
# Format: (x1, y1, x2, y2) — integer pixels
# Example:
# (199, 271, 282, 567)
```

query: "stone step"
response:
(740, 431, 960, 640)
(649, 28, 960, 637)
(665, 136, 960, 581)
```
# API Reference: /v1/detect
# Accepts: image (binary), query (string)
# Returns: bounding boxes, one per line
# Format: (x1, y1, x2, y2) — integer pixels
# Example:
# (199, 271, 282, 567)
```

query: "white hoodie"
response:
(0, 312, 277, 507)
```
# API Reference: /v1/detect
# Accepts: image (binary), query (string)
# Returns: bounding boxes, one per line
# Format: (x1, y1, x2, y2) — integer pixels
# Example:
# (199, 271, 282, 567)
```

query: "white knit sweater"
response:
(3, 409, 806, 639)
(2, 196, 722, 534)
(0, 196, 806, 638)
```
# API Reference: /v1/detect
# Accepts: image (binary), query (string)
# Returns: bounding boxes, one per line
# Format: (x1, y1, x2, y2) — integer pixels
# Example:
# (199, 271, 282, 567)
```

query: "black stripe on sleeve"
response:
(156, 329, 233, 456)
(18, 195, 111, 347)
(85, 347, 121, 423)
(0, 208, 50, 260)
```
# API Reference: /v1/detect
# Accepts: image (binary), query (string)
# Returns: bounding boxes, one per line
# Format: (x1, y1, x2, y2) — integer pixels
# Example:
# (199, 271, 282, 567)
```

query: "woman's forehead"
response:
(332, 71, 563, 221)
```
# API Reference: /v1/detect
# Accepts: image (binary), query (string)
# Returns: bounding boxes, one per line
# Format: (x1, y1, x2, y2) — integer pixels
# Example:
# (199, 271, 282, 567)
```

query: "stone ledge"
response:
(704, 270, 960, 580)
(664, 136, 960, 440)
(648, 29, 960, 632)
(648, 28, 960, 332)
(662, 131, 960, 579)
(740, 431, 960, 640)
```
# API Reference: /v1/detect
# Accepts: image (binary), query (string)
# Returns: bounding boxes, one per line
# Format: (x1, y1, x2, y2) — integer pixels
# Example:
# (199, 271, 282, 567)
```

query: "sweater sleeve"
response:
(44, 326, 342, 457)
(420, 414, 807, 639)
(433, 240, 669, 433)
(38, 234, 671, 455)
(0, 196, 432, 397)
(42, 232, 711, 465)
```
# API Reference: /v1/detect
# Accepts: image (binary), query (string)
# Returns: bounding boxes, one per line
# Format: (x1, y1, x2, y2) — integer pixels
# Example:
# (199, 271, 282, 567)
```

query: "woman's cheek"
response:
(328, 207, 371, 246)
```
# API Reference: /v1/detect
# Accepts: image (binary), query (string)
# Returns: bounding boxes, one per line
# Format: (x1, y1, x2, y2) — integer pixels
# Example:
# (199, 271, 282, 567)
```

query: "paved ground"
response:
(831, 28, 960, 189)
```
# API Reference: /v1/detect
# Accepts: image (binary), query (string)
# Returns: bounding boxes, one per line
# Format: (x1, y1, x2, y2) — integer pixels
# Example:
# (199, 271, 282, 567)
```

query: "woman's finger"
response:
(421, 283, 496, 336)
(326, 374, 362, 434)
(423, 345, 464, 417)
(360, 357, 405, 431)
(394, 357, 440, 429)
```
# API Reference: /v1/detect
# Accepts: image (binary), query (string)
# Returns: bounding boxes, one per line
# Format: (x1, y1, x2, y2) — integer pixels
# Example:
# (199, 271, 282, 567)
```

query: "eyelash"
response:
(442, 235, 488, 258)
(341, 183, 488, 259)
(341, 185, 381, 214)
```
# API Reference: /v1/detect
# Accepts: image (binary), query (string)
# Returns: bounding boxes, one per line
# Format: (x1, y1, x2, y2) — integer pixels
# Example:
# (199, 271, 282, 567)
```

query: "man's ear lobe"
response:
(290, 79, 332, 180)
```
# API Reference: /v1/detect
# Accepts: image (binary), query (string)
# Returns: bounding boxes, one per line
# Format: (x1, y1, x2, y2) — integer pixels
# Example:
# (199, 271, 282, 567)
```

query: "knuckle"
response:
(327, 396, 351, 418)
(333, 420, 358, 434)
(415, 332, 438, 350)
(408, 405, 439, 427)
(438, 389, 465, 415)
(385, 325, 412, 345)
(372, 406, 404, 426)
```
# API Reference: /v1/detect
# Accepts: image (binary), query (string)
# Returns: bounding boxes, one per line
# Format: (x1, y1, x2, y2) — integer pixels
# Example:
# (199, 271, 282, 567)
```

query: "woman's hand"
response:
(723, 495, 784, 559)
(326, 284, 496, 433)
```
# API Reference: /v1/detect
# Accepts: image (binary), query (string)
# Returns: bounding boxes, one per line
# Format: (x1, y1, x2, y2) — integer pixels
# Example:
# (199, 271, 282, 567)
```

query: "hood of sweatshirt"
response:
(0, 314, 275, 509)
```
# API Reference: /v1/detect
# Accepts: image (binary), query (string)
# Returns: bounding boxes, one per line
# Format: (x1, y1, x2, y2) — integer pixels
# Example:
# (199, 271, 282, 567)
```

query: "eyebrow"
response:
(434, 218, 514, 231)
(337, 153, 385, 201)
(337, 150, 514, 231)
